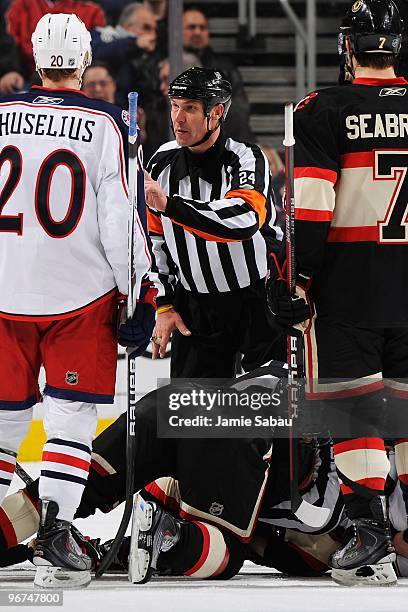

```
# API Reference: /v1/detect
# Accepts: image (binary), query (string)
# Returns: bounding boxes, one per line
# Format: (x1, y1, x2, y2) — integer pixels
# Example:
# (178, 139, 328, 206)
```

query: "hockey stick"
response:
(96, 92, 139, 578)
(15, 461, 33, 485)
(0, 449, 33, 486)
(284, 103, 330, 528)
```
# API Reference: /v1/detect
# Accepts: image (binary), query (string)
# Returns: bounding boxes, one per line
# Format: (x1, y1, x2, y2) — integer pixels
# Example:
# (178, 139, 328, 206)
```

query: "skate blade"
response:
(128, 494, 153, 584)
(331, 555, 397, 587)
(34, 566, 91, 589)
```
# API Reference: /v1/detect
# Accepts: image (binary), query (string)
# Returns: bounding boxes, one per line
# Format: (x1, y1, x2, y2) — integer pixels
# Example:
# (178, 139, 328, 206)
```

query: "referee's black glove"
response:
(267, 255, 313, 330)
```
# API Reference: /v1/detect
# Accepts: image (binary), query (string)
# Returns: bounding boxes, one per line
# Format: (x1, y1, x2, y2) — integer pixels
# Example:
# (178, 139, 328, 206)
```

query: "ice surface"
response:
(1, 464, 407, 611)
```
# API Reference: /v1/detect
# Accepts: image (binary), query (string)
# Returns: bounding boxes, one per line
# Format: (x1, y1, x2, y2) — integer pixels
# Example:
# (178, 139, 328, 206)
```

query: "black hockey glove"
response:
(267, 254, 313, 331)
(117, 282, 157, 354)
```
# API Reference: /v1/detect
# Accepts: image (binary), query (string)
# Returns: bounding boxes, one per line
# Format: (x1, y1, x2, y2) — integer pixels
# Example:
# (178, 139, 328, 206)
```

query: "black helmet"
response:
(168, 67, 232, 122)
(339, 0, 403, 56)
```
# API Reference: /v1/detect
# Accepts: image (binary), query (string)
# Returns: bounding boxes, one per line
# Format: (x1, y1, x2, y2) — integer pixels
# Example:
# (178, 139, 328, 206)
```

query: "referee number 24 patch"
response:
(239, 170, 255, 186)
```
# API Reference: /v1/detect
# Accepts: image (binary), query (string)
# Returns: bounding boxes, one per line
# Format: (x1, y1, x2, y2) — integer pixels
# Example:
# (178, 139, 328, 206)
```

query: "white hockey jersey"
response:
(0, 86, 150, 319)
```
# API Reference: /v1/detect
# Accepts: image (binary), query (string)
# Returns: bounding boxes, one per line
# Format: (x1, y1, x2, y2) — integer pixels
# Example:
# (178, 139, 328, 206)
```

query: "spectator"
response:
(182, 7, 255, 143)
(258, 144, 285, 214)
(91, 0, 132, 25)
(158, 51, 202, 97)
(6, 0, 106, 80)
(143, 0, 167, 59)
(92, 3, 162, 158)
(0, 9, 24, 94)
(82, 61, 117, 103)
(82, 61, 147, 145)
(91, 3, 158, 102)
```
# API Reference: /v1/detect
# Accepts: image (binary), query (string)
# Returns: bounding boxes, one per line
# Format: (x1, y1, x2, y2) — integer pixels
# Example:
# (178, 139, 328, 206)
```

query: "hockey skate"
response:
(329, 496, 396, 587)
(128, 493, 181, 583)
(33, 500, 92, 589)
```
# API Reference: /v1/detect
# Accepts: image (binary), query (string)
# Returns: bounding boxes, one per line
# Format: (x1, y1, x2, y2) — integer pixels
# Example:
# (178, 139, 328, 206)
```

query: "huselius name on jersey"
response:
(0, 110, 95, 142)
(346, 113, 408, 139)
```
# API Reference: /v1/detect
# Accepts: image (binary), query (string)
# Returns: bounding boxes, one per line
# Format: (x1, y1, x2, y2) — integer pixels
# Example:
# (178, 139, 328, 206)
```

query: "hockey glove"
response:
(267, 254, 313, 331)
(117, 282, 157, 354)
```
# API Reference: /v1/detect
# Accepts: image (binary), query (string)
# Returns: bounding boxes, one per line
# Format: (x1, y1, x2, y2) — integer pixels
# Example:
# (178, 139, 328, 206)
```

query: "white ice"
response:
(1, 463, 407, 612)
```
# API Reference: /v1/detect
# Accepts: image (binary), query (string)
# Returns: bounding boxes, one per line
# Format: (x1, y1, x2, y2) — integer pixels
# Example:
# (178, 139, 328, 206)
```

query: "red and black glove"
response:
(267, 254, 314, 331)
(117, 282, 157, 353)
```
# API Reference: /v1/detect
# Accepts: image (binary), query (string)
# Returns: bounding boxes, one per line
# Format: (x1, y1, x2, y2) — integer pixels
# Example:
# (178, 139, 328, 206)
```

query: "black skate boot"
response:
(82, 535, 131, 574)
(329, 496, 396, 586)
(128, 493, 181, 583)
(33, 500, 92, 588)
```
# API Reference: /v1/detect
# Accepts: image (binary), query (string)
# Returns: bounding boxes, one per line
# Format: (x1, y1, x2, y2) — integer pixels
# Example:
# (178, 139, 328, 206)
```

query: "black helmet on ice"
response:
(168, 67, 232, 122)
(338, 0, 403, 57)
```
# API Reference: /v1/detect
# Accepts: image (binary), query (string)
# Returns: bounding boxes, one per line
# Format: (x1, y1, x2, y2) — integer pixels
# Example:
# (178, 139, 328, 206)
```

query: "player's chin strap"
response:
(344, 48, 356, 82)
(189, 116, 222, 148)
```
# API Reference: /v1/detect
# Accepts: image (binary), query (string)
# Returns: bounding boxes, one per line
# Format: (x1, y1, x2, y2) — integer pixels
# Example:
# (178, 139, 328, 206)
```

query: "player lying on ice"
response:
(2, 380, 408, 585)
(0, 389, 339, 581)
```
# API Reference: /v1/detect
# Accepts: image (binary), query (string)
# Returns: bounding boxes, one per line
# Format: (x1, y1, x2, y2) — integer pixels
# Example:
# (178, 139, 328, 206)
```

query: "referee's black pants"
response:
(170, 281, 285, 378)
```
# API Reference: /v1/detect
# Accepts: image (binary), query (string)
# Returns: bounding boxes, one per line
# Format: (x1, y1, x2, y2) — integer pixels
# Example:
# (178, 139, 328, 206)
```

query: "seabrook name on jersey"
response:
(346, 113, 408, 139)
(293, 76, 408, 326)
(0, 110, 96, 143)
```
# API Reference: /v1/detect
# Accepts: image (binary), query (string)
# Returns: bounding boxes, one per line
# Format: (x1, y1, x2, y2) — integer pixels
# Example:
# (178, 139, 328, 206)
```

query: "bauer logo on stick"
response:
(65, 371, 79, 386)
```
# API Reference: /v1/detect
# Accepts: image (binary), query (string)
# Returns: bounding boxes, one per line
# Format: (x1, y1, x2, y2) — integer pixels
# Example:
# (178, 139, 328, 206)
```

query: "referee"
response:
(145, 67, 284, 377)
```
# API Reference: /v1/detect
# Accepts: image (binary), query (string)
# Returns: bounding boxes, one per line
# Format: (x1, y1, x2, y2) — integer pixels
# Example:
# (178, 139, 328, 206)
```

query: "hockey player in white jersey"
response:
(0, 13, 150, 587)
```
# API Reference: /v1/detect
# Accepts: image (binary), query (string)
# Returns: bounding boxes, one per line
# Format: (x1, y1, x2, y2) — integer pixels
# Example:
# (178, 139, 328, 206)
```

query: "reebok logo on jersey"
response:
(379, 88, 406, 97)
(65, 371, 79, 385)
(32, 96, 64, 105)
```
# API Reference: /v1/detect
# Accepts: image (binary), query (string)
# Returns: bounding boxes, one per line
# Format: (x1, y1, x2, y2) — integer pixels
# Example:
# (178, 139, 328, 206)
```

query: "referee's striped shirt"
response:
(146, 133, 283, 306)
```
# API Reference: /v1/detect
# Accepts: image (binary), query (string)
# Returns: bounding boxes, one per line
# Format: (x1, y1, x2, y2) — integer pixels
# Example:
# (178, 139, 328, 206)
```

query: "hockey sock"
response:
(0, 489, 39, 553)
(0, 450, 16, 505)
(333, 437, 390, 519)
(395, 438, 408, 486)
(39, 438, 91, 522)
(40, 396, 96, 522)
(157, 520, 230, 579)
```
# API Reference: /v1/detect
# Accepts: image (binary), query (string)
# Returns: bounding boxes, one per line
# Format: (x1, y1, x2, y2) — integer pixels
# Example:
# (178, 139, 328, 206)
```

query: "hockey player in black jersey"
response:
(0, 393, 344, 581)
(268, 0, 408, 587)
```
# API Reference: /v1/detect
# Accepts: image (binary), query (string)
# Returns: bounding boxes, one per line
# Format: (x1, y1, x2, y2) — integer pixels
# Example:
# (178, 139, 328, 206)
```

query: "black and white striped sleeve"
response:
(163, 142, 270, 242)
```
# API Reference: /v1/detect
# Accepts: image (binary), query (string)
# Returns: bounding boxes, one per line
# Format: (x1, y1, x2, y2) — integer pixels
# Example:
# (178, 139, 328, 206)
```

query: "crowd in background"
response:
(0, 0, 284, 198)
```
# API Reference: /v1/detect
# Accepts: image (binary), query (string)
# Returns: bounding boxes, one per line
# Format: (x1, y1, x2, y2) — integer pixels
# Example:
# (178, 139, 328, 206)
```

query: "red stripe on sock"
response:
(340, 476, 386, 496)
(399, 474, 408, 486)
(0, 506, 17, 548)
(334, 438, 385, 456)
(211, 548, 230, 577)
(144, 481, 179, 512)
(395, 439, 408, 445)
(184, 521, 210, 576)
(0, 460, 15, 474)
(42, 451, 90, 472)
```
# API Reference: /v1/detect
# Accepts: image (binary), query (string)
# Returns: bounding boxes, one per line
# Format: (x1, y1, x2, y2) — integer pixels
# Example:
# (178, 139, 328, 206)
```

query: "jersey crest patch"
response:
(32, 96, 64, 105)
(122, 110, 130, 126)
